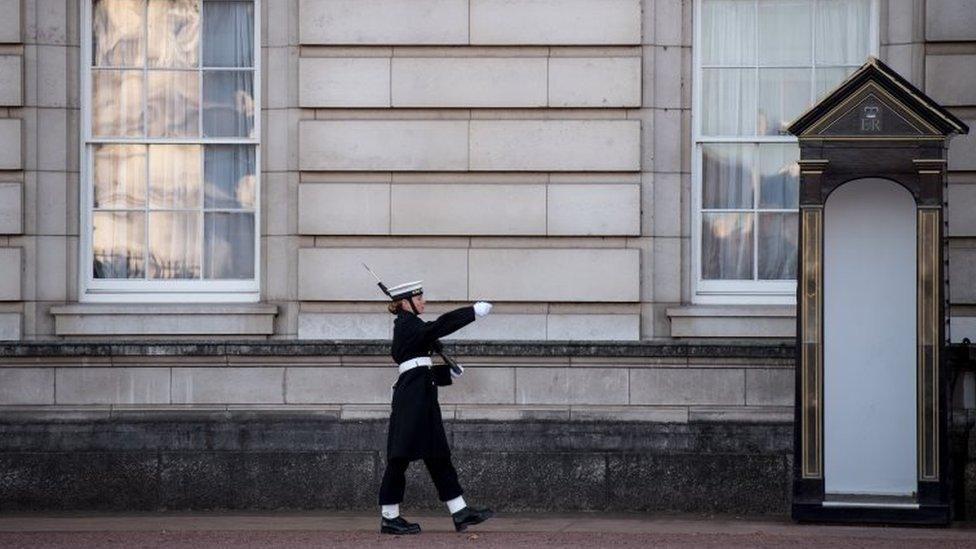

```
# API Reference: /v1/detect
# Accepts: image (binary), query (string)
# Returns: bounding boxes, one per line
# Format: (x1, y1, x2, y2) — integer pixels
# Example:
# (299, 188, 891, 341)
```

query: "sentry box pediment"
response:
(789, 56, 967, 141)
(788, 57, 968, 526)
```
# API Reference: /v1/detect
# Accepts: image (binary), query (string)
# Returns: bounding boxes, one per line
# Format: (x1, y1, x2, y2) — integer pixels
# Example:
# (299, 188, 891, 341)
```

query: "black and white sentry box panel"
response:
(787, 57, 968, 525)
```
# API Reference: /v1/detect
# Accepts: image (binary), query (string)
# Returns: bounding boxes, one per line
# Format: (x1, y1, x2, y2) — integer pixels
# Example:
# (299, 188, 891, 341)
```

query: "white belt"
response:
(398, 356, 432, 375)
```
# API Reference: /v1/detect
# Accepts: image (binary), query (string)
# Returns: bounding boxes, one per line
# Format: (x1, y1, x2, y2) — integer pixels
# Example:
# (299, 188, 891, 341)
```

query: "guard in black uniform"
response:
(378, 279, 495, 535)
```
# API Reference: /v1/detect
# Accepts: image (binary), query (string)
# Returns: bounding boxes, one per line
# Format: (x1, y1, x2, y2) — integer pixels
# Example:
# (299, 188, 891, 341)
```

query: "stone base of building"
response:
(0, 412, 793, 514)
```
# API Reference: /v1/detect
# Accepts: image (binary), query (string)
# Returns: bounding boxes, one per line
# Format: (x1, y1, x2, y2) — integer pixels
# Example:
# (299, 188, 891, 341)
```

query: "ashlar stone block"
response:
(0, 182, 22, 233)
(171, 367, 284, 404)
(298, 183, 391, 235)
(926, 0, 976, 41)
(0, 247, 22, 300)
(548, 57, 640, 107)
(391, 184, 546, 235)
(546, 314, 639, 340)
(287, 367, 394, 404)
(925, 55, 976, 106)
(299, 57, 390, 107)
(297, 312, 392, 339)
(469, 120, 640, 171)
(0, 0, 20, 43)
(299, 247, 468, 301)
(0, 118, 22, 169)
(56, 368, 170, 405)
(470, 0, 641, 45)
(630, 368, 746, 406)
(300, 120, 469, 171)
(469, 248, 639, 302)
(392, 57, 547, 107)
(299, 0, 468, 45)
(0, 55, 22, 106)
(547, 184, 640, 235)
(0, 368, 51, 404)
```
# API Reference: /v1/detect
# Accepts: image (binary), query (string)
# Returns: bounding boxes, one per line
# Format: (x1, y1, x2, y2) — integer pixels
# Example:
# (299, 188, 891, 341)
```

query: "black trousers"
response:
(378, 456, 464, 505)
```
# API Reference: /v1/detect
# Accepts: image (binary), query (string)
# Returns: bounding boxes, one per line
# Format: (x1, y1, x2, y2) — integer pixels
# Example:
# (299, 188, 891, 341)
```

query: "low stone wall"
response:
(0, 412, 792, 514)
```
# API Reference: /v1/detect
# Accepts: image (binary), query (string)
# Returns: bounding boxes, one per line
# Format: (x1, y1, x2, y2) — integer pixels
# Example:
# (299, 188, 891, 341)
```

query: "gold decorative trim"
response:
(917, 209, 940, 481)
(801, 208, 823, 479)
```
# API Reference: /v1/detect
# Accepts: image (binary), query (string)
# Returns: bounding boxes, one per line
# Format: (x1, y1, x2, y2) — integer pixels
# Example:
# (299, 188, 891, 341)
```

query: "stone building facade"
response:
(0, 0, 974, 516)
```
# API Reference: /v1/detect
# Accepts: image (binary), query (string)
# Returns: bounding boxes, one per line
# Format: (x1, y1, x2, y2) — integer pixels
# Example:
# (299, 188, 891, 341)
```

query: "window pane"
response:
(703, 212, 754, 280)
(758, 68, 811, 135)
(92, 70, 144, 137)
(202, 71, 254, 137)
(147, 0, 200, 68)
(205, 145, 255, 208)
(92, 0, 145, 67)
(702, 0, 755, 66)
(147, 70, 200, 137)
(758, 212, 798, 280)
(702, 69, 757, 136)
(94, 144, 147, 209)
(148, 144, 201, 208)
(703, 144, 753, 209)
(758, 144, 799, 209)
(204, 212, 254, 279)
(758, 0, 812, 66)
(203, 0, 254, 67)
(149, 211, 201, 279)
(93, 211, 145, 278)
(816, 0, 872, 65)
(815, 66, 856, 100)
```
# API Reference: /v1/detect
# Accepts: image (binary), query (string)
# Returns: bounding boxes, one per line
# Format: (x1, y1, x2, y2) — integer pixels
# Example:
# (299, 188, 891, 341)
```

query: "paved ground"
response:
(0, 512, 975, 548)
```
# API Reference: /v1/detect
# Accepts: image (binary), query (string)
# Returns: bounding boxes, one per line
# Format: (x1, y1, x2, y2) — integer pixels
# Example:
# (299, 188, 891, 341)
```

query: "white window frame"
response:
(691, 0, 879, 305)
(79, 0, 262, 303)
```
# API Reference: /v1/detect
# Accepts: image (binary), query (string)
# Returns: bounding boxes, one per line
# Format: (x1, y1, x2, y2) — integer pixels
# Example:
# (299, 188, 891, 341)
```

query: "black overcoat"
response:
(386, 306, 475, 461)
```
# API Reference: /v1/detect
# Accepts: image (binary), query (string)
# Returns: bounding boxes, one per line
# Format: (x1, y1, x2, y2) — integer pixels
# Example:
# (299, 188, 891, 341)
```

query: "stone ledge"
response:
(49, 304, 278, 337)
(0, 339, 796, 359)
(667, 305, 796, 338)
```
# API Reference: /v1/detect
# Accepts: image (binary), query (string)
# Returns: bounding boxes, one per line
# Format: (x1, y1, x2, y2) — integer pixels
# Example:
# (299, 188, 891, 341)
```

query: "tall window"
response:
(82, 0, 259, 302)
(693, 0, 876, 303)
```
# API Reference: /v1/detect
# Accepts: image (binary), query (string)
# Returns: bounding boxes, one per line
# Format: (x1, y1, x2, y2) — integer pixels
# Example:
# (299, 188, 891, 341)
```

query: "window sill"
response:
(50, 303, 278, 337)
(666, 305, 796, 339)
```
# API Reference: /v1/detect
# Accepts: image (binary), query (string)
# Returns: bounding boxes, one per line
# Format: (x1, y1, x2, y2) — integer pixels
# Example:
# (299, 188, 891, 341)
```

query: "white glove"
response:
(473, 301, 492, 318)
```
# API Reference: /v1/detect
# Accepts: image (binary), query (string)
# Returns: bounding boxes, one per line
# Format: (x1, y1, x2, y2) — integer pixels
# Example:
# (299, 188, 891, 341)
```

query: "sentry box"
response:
(787, 57, 968, 525)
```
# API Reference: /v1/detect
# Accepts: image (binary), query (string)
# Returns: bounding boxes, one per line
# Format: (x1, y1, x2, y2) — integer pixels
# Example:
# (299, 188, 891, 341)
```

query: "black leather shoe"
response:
(451, 506, 494, 532)
(380, 516, 421, 535)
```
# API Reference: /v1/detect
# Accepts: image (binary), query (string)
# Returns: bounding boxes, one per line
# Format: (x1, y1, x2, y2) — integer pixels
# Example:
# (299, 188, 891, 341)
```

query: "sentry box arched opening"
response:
(787, 57, 968, 525)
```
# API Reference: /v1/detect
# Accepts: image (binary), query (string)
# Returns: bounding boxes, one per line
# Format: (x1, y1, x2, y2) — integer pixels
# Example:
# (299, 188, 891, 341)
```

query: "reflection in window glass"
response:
(147, 70, 200, 137)
(202, 71, 254, 137)
(758, 68, 811, 136)
(703, 213, 754, 280)
(148, 144, 201, 209)
(758, 212, 799, 280)
(204, 212, 255, 279)
(202, 0, 254, 67)
(88, 0, 257, 284)
(701, 0, 755, 65)
(92, 0, 145, 67)
(92, 70, 144, 137)
(702, 144, 753, 210)
(94, 144, 147, 209)
(758, 144, 800, 209)
(816, 0, 872, 65)
(147, 0, 200, 68)
(758, 0, 812, 66)
(205, 145, 255, 209)
(93, 211, 145, 278)
(148, 211, 201, 279)
(702, 69, 757, 136)
(697, 0, 873, 288)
